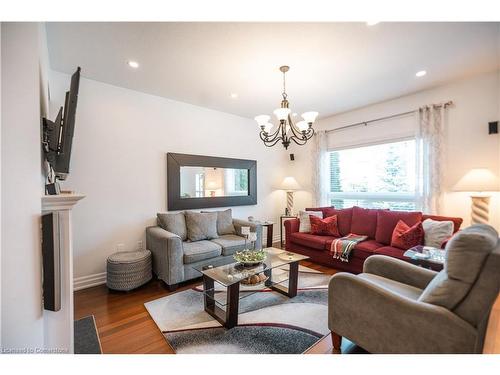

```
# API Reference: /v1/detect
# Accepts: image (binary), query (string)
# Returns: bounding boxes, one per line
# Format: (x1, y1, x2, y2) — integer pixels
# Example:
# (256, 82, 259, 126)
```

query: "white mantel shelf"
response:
(42, 193, 86, 211)
(41, 192, 85, 353)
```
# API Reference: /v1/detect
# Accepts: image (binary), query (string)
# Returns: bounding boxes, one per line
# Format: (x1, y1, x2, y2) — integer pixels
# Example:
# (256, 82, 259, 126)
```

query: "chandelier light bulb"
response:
(296, 121, 309, 132)
(301, 111, 319, 124)
(264, 123, 273, 133)
(273, 108, 291, 121)
(255, 115, 270, 126)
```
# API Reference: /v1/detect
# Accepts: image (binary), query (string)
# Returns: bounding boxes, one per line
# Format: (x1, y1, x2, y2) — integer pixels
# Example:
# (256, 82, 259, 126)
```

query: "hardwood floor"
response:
(74, 250, 500, 354)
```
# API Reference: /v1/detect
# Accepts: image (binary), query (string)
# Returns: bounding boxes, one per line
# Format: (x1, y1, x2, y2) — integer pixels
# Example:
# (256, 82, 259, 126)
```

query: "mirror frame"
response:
(167, 152, 257, 210)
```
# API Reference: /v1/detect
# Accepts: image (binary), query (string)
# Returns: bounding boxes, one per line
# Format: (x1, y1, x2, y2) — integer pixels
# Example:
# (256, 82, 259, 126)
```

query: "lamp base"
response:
(470, 195, 490, 225)
(286, 191, 294, 216)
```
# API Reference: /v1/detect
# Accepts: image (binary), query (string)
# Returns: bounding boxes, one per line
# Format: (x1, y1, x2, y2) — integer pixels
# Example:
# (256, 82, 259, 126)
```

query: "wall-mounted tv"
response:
(42, 67, 81, 182)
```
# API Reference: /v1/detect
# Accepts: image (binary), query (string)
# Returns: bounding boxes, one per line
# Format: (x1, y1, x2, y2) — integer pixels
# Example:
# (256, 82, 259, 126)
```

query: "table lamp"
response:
(453, 168, 500, 224)
(279, 176, 301, 216)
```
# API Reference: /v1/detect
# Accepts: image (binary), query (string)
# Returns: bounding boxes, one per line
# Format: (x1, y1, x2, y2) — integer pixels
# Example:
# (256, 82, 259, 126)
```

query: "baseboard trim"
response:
(74, 272, 106, 291)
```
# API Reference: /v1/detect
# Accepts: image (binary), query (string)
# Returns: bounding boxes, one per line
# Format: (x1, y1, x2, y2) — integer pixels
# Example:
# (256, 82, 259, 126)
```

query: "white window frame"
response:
(328, 137, 418, 209)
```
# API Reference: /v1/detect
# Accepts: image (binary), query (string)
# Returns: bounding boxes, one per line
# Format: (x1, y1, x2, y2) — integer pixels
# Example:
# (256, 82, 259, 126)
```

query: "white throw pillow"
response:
(298, 210, 323, 233)
(422, 218, 454, 248)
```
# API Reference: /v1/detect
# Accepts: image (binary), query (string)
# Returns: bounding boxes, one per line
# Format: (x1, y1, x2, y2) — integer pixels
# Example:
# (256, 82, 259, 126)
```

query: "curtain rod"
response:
(325, 101, 453, 133)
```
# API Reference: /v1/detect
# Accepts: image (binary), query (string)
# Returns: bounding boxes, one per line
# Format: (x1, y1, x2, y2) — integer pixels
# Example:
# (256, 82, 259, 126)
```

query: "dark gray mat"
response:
(166, 325, 321, 354)
(74, 315, 102, 354)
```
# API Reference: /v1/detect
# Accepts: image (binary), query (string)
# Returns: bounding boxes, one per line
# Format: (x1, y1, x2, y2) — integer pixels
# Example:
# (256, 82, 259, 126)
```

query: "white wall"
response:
(1, 23, 45, 350)
(291, 71, 500, 230)
(48, 71, 289, 283)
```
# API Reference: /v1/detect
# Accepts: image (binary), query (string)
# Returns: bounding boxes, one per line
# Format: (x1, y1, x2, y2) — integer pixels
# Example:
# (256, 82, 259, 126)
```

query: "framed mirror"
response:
(167, 153, 257, 210)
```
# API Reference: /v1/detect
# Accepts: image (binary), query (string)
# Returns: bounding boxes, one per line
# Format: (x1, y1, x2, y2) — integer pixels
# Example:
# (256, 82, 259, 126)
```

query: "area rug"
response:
(145, 265, 331, 354)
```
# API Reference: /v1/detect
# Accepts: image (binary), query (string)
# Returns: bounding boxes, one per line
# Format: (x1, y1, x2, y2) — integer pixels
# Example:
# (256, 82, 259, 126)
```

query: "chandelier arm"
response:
(259, 124, 281, 143)
(287, 115, 304, 139)
(263, 136, 284, 148)
(267, 123, 283, 139)
(289, 135, 308, 146)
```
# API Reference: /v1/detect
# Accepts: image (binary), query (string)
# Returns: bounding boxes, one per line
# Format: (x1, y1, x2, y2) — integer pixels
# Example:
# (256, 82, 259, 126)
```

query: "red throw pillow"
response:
(391, 220, 424, 250)
(309, 215, 340, 237)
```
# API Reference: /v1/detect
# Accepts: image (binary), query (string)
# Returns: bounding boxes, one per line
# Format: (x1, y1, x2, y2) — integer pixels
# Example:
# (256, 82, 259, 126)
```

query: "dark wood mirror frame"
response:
(167, 153, 257, 210)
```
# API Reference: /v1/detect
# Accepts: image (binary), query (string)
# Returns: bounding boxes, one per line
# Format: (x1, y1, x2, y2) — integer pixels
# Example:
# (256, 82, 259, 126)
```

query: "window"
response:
(329, 139, 417, 211)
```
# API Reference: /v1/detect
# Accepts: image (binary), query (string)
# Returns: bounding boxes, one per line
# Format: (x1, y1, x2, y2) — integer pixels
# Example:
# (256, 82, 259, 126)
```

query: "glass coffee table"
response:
(193, 247, 309, 329)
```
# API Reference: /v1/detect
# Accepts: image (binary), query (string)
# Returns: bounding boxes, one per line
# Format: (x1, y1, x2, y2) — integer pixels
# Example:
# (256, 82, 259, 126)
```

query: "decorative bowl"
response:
(233, 249, 266, 267)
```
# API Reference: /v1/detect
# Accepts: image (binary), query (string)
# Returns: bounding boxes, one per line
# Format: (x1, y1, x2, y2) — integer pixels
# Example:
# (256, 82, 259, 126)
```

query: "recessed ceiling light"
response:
(127, 60, 139, 69)
(366, 21, 380, 26)
(416, 70, 427, 77)
(230, 93, 238, 99)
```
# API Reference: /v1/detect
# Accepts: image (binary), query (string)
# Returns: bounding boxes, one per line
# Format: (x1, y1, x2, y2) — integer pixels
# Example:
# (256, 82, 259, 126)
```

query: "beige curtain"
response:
(311, 130, 330, 207)
(416, 104, 447, 214)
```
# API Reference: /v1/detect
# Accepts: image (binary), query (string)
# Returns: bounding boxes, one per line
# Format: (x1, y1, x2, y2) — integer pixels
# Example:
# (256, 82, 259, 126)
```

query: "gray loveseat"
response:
(328, 224, 500, 353)
(146, 209, 262, 290)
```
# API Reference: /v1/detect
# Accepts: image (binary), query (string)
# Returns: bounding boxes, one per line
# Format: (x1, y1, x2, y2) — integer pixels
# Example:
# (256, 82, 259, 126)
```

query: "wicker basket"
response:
(106, 250, 152, 291)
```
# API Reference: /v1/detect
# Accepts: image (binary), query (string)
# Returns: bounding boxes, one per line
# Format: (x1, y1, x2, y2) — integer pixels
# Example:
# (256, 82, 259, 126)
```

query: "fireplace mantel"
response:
(41, 192, 85, 353)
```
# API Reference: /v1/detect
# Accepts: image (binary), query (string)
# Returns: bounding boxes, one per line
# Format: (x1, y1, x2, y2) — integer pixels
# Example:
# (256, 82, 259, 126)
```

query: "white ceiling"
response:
(46, 22, 500, 119)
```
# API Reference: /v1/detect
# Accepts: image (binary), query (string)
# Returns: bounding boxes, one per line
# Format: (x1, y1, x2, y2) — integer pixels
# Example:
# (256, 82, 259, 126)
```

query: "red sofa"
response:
(284, 206, 463, 274)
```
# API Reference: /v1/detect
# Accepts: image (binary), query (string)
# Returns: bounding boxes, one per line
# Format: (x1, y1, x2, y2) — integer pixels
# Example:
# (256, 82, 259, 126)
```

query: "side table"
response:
(403, 245, 445, 271)
(260, 222, 274, 248)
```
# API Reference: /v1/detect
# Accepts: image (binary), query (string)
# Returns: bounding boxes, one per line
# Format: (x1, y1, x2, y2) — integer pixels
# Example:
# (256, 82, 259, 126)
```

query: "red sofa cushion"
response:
(351, 206, 379, 238)
(375, 210, 422, 245)
(374, 246, 407, 260)
(310, 215, 340, 236)
(391, 220, 424, 250)
(290, 232, 337, 250)
(323, 207, 353, 237)
(422, 214, 462, 233)
(306, 206, 335, 219)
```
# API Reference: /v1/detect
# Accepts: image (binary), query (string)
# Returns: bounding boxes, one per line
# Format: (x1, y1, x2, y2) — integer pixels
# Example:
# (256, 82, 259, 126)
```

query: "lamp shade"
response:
(255, 115, 270, 127)
(453, 168, 500, 192)
(279, 176, 301, 191)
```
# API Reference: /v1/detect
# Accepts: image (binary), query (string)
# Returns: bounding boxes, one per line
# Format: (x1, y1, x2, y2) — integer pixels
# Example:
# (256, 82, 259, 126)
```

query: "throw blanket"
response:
(330, 234, 368, 262)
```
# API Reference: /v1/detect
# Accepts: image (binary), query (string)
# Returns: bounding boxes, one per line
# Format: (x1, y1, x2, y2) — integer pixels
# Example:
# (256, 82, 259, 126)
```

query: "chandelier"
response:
(255, 65, 318, 149)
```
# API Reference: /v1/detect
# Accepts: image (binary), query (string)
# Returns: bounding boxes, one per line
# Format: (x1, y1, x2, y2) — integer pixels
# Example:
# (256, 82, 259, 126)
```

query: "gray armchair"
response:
(328, 224, 500, 353)
(146, 216, 262, 290)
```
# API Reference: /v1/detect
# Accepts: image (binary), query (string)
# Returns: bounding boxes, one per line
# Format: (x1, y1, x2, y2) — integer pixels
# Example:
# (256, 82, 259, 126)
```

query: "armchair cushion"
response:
(364, 255, 437, 289)
(419, 224, 498, 309)
(357, 273, 423, 300)
(157, 212, 187, 241)
(185, 211, 218, 241)
(210, 234, 246, 256)
(183, 240, 222, 264)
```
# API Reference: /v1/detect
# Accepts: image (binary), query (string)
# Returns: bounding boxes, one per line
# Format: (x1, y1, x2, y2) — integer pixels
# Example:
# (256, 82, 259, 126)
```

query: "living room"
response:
(1, 0, 500, 372)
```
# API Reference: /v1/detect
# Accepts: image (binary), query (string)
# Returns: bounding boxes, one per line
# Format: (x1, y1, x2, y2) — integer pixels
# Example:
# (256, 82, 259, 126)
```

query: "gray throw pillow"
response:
(185, 211, 219, 241)
(202, 209, 235, 235)
(419, 224, 498, 309)
(157, 212, 187, 241)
